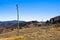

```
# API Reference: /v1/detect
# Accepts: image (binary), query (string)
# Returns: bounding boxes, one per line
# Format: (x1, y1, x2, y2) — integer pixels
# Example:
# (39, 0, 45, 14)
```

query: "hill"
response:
(50, 15, 60, 24)
(0, 26, 60, 40)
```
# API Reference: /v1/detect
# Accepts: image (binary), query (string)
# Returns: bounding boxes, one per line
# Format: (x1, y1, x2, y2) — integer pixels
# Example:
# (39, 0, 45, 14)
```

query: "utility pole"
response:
(16, 4, 20, 36)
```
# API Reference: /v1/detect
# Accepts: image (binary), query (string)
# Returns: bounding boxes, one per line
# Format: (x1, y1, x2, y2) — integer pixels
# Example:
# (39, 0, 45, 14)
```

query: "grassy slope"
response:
(0, 26, 60, 40)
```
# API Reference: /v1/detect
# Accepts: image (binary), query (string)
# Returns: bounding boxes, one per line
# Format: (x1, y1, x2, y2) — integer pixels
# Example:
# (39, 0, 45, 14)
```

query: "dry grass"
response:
(0, 26, 60, 40)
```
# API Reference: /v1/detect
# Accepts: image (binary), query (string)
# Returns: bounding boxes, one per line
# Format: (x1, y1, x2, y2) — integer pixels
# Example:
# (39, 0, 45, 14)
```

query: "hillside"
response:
(0, 16, 60, 40)
(0, 25, 60, 40)
(50, 15, 60, 24)
(0, 15, 60, 34)
(0, 21, 40, 34)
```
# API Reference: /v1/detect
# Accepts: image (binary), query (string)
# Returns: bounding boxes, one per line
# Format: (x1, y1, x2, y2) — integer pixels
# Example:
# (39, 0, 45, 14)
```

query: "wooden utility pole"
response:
(16, 4, 20, 36)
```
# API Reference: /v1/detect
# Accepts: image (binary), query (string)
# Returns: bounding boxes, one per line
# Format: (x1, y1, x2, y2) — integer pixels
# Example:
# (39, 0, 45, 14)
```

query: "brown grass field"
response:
(0, 26, 60, 40)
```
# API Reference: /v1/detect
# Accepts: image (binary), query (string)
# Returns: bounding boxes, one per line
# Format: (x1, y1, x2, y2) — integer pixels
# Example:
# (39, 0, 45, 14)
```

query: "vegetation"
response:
(53, 24, 60, 28)
(0, 16, 60, 40)
(0, 26, 60, 40)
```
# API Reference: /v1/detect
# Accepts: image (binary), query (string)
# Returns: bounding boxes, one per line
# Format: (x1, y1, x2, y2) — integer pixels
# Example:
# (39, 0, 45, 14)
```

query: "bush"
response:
(53, 24, 60, 28)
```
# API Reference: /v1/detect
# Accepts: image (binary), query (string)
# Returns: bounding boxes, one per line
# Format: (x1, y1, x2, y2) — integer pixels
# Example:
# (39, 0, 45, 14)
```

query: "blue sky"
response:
(0, 0, 60, 21)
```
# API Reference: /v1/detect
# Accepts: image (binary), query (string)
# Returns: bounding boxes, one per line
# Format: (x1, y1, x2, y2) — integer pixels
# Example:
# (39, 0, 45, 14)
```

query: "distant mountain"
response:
(0, 22, 3, 24)
(0, 20, 25, 26)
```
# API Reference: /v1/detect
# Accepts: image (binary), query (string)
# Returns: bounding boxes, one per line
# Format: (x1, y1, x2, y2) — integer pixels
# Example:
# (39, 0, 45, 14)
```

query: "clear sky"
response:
(0, 0, 60, 21)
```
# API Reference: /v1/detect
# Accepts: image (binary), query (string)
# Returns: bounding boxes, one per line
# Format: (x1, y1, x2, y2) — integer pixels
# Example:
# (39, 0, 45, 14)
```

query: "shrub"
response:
(53, 24, 60, 28)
